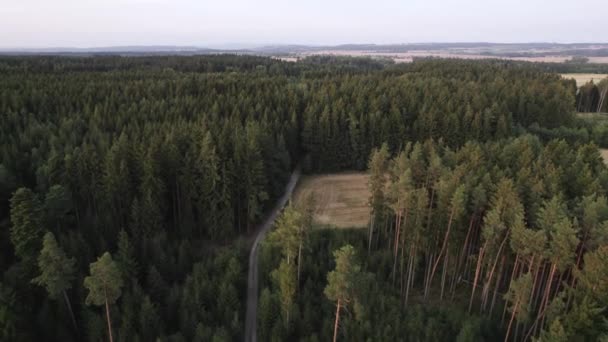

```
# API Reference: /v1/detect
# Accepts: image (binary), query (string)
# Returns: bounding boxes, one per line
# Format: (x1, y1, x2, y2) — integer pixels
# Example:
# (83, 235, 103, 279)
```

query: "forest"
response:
(1, 55, 608, 341)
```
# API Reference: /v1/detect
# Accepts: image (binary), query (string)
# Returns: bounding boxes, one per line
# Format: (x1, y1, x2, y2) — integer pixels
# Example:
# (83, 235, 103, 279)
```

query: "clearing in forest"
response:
(293, 172, 370, 228)
(560, 73, 608, 87)
(601, 149, 608, 165)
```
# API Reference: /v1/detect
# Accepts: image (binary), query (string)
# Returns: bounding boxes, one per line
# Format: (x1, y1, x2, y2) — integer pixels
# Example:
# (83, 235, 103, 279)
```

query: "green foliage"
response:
(32, 232, 76, 299)
(1, 55, 608, 340)
(9, 187, 43, 262)
(324, 244, 360, 305)
(271, 260, 296, 324)
(115, 230, 138, 282)
(84, 252, 123, 306)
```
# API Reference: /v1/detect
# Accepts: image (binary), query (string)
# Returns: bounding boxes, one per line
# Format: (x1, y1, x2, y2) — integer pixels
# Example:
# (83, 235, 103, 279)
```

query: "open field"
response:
(561, 73, 608, 86)
(577, 112, 608, 120)
(300, 51, 608, 64)
(601, 149, 608, 165)
(293, 172, 370, 228)
(275, 44, 608, 64)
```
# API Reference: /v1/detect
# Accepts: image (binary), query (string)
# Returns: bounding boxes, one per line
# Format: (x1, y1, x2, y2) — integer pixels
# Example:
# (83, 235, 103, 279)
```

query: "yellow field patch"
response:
(601, 149, 608, 165)
(560, 73, 608, 87)
(293, 172, 371, 228)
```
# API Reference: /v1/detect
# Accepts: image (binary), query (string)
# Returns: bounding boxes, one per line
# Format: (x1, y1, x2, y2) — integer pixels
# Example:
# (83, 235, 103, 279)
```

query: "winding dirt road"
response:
(244, 167, 301, 342)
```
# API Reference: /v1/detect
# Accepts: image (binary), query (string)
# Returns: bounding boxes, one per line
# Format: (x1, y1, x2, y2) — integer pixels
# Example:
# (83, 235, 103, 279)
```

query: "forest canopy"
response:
(1, 55, 606, 341)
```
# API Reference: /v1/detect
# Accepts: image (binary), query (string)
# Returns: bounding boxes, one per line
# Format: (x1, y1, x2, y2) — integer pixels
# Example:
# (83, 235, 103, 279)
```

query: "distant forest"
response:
(1, 55, 608, 341)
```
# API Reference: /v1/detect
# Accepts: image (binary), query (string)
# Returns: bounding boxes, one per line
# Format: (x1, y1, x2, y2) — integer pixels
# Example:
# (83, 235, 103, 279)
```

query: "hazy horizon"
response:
(1, 0, 606, 48)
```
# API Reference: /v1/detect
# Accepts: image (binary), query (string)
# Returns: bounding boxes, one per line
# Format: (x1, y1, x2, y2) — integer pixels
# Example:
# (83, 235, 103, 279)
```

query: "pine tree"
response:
(325, 245, 361, 342)
(9, 187, 43, 263)
(504, 273, 533, 342)
(84, 252, 124, 342)
(271, 260, 296, 326)
(115, 230, 138, 282)
(367, 143, 390, 252)
(32, 232, 78, 331)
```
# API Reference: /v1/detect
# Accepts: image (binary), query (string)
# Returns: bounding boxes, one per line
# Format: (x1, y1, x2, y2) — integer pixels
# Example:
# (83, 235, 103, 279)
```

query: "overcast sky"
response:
(1, 0, 606, 48)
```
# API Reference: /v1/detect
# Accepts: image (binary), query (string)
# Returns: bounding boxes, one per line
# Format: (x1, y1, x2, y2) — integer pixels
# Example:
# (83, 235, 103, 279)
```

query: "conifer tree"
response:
(325, 245, 361, 342)
(9, 187, 43, 264)
(84, 252, 123, 342)
(32, 232, 78, 331)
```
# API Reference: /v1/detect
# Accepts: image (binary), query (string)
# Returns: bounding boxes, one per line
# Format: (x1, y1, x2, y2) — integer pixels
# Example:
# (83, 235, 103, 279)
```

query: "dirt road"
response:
(244, 167, 301, 342)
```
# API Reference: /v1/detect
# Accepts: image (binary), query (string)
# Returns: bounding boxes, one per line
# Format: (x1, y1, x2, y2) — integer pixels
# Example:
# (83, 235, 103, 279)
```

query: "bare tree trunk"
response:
(424, 252, 434, 299)
(538, 263, 557, 331)
(440, 250, 449, 301)
(598, 87, 608, 113)
(368, 213, 375, 253)
(457, 214, 476, 281)
(332, 300, 341, 342)
(490, 255, 505, 316)
(400, 236, 407, 296)
(469, 243, 487, 313)
(63, 290, 78, 333)
(528, 257, 540, 315)
(504, 300, 519, 342)
(105, 297, 114, 342)
(567, 232, 587, 308)
(405, 242, 415, 306)
(428, 207, 456, 291)
(465, 218, 481, 281)
(502, 254, 520, 325)
(524, 302, 550, 342)
(392, 210, 403, 285)
(481, 233, 508, 311)
(297, 241, 303, 288)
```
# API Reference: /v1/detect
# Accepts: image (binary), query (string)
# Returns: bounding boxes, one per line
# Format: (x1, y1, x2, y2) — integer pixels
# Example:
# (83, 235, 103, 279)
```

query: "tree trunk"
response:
(504, 300, 519, 342)
(424, 252, 434, 299)
(489, 255, 506, 316)
(440, 250, 449, 301)
(524, 302, 550, 342)
(63, 290, 78, 333)
(393, 208, 407, 285)
(428, 206, 456, 290)
(368, 213, 375, 253)
(405, 242, 415, 306)
(400, 236, 406, 296)
(567, 231, 587, 308)
(469, 243, 487, 313)
(297, 241, 303, 289)
(481, 233, 508, 311)
(332, 300, 341, 342)
(598, 87, 608, 113)
(392, 209, 402, 284)
(502, 254, 520, 324)
(105, 297, 114, 342)
(457, 214, 476, 281)
(527, 257, 540, 314)
(538, 263, 557, 331)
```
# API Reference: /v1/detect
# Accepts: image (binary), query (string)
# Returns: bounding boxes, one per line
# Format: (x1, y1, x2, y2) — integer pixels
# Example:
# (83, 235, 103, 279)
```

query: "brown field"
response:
(561, 73, 608, 87)
(293, 172, 370, 228)
(280, 50, 608, 65)
(601, 149, 608, 165)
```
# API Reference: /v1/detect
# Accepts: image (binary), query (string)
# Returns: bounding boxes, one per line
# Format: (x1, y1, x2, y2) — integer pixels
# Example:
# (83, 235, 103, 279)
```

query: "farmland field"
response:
(293, 172, 370, 228)
(561, 73, 608, 86)
(601, 149, 608, 165)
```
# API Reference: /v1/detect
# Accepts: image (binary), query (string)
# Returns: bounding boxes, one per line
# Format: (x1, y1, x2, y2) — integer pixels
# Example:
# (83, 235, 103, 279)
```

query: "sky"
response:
(0, 0, 606, 48)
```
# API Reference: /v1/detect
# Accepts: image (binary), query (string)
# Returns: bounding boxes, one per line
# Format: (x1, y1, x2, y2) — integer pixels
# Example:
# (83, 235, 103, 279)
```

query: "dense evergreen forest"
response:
(1, 55, 608, 341)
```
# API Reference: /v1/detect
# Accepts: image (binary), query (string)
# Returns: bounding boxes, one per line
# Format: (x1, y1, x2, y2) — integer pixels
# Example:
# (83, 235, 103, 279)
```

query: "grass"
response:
(577, 112, 608, 122)
(293, 172, 370, 228)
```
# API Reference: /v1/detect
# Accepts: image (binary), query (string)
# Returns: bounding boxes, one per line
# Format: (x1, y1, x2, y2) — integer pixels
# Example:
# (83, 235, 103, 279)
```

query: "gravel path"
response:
(244, 167, 301, 342)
